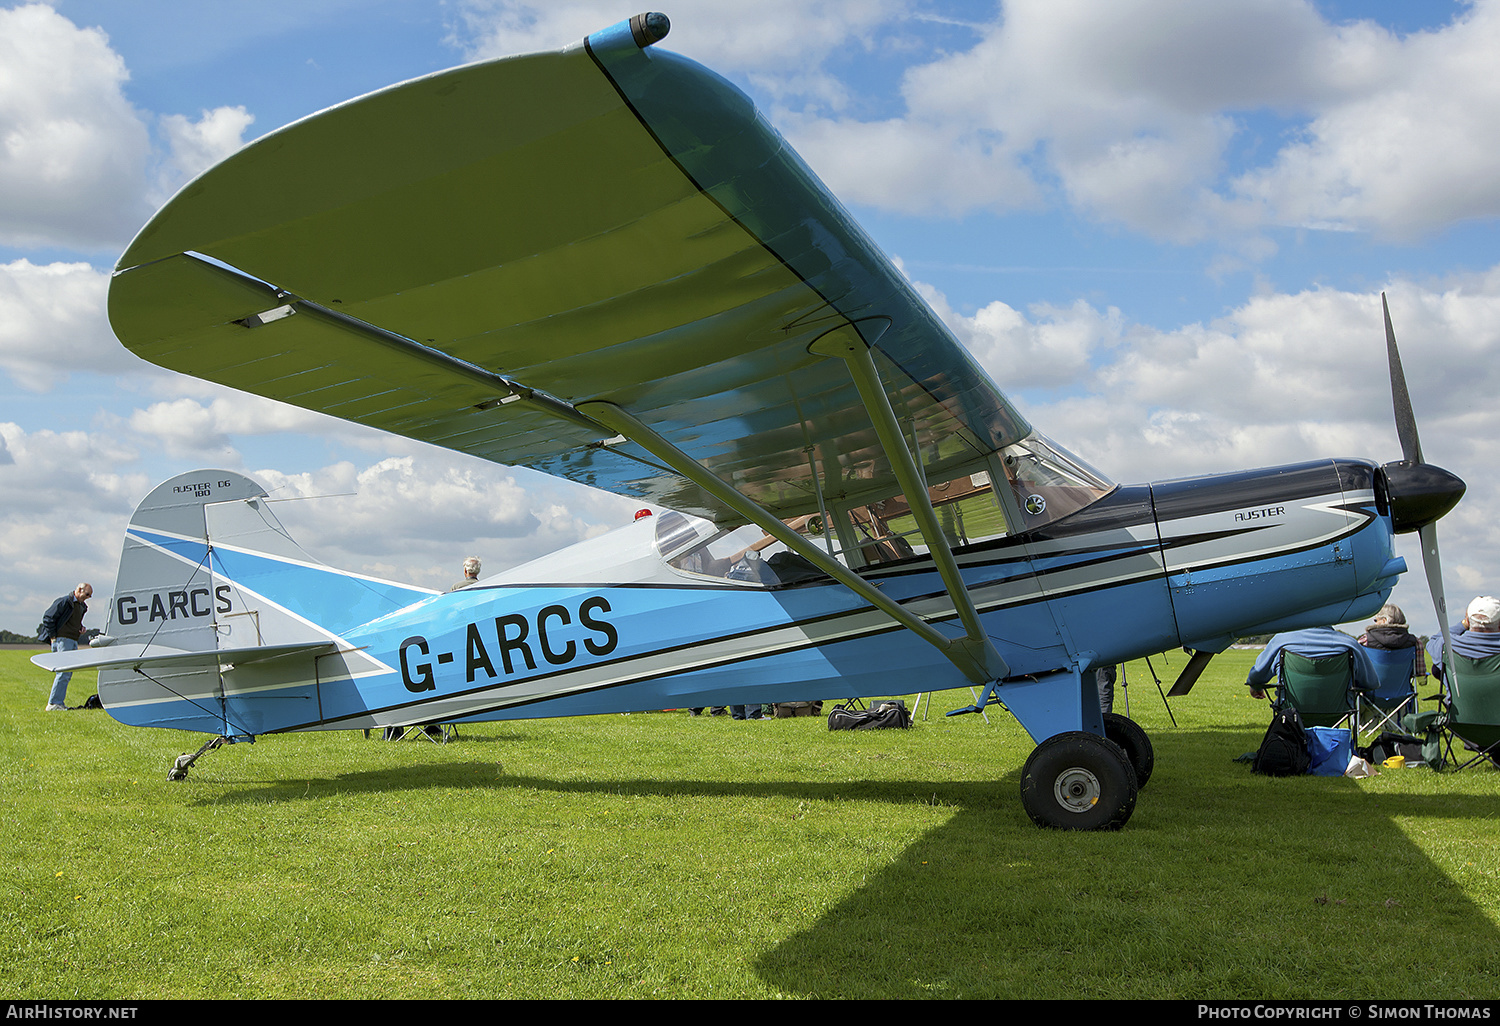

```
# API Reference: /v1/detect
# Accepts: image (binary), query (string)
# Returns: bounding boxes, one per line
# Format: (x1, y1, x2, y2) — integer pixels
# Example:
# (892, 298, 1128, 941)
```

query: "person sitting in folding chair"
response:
(1426, 595, 1500, 686)
(1245, 626, 1381, 703)
(1411, 596, 1500, 770)
(1359, 603, 1426, 671)
(1354, 603, 1427, 739)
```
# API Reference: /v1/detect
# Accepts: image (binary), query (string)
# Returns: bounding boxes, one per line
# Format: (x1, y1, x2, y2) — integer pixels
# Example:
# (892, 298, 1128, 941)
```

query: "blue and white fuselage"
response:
(66, 457, 1404, 747)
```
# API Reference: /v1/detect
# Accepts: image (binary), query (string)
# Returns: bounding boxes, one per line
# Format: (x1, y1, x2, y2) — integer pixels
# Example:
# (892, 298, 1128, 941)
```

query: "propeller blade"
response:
(1418, 520, 1455, 687)
(1384, 292, 1424, 465)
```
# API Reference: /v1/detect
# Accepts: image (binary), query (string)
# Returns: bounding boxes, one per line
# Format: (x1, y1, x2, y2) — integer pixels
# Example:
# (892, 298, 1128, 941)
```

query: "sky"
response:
(2, 0, 1498, 644)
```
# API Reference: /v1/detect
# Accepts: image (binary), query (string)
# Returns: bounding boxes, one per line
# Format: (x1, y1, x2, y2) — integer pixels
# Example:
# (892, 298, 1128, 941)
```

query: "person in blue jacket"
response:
(1245, 626, 1381, 700)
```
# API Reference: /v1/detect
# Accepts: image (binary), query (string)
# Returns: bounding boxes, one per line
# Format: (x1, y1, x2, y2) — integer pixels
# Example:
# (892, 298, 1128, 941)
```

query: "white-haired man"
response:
(38, 583, 92, 711)
(451, 557, 481, 592)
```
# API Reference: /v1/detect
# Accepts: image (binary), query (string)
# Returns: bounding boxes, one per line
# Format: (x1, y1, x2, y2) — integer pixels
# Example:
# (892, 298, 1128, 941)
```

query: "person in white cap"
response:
(1426, 595, 1500, 684)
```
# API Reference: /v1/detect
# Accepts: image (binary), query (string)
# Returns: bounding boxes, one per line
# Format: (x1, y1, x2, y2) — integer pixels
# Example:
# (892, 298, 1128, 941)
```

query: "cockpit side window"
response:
(841, 470, 1009, 567)
(653, 511, 827, 587)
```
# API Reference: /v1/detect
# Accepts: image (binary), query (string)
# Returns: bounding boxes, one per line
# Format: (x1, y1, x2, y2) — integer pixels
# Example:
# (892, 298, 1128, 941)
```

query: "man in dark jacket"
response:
(39, 583, 92, 710)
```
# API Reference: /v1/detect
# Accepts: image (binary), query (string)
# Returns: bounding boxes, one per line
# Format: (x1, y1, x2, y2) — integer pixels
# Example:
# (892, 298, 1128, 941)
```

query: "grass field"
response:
(3, 647, 1499, 1000)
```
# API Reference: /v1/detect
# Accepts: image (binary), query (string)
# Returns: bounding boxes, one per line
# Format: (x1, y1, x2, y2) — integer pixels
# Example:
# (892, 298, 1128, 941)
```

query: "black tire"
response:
(1103, 712, 1154, 789)
(1020, 732, 1138, 831)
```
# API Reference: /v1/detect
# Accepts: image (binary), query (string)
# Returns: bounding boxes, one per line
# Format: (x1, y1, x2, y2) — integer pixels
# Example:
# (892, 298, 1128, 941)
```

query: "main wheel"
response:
(1103, 712, 1154, 789)
(1020, 732, 1138, 830)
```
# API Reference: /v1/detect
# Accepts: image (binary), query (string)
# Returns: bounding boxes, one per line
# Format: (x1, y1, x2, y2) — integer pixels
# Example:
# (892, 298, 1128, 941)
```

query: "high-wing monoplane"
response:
(38, 13, 1465, 829)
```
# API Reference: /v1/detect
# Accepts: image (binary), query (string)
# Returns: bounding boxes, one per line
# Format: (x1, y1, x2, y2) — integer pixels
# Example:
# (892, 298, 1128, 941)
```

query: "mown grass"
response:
(2, 648, 1498, 999)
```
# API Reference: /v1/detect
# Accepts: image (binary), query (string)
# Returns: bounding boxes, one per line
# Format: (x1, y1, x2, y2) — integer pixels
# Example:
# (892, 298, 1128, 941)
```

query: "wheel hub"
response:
(1053, 766, 1101, 813)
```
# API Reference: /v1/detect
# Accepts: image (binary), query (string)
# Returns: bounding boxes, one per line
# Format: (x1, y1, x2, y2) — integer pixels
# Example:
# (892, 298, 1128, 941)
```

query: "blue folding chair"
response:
(1356, 646, 1420, 745)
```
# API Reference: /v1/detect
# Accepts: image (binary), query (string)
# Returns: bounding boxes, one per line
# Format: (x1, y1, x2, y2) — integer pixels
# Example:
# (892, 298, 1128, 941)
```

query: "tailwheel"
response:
(1020, 731, 1138, 831)
(1102, 712, 1154, 789)
(166, 736, 228, 781)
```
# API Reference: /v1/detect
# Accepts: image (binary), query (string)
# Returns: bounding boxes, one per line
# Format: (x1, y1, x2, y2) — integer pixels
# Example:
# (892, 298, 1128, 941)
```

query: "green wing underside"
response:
(108, 25, 1030, 522)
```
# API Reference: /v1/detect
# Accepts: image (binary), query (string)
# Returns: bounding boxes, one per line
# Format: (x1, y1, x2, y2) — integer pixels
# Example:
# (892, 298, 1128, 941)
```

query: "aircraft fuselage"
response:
(113, 457, 1395, 745)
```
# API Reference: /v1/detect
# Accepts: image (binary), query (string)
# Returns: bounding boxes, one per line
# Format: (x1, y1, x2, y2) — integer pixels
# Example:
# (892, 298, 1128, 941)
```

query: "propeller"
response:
(1380, 292, 1464, 682)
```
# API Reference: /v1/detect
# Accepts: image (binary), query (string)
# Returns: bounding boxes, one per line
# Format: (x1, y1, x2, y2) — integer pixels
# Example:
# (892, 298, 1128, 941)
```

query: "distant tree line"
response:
(1, 630, 41, 644)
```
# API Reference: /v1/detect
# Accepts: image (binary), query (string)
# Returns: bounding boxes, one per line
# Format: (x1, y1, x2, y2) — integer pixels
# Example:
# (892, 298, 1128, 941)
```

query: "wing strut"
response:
(186, 252, 618, 440)
(809, 326, 1009, 683)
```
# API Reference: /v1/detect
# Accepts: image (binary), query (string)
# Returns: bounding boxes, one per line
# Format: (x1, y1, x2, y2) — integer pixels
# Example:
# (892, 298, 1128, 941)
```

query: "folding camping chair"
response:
(1271, 650, 1357, 729)
(377, 722, 460, 743)
(1356, 646, 1421, 745)
(1413, 653, 1500, 771)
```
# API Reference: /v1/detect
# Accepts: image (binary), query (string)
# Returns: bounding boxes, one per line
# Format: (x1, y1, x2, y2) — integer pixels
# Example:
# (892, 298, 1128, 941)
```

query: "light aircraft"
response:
(38, 13, 1464, 829)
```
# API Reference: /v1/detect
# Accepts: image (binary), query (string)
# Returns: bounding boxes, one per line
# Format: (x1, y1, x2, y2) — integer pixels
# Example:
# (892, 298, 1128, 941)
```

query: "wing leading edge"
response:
(108, 15, 1031, 523)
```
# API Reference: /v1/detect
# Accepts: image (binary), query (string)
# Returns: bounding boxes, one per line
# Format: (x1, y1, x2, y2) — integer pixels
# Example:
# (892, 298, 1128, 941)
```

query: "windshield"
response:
(1000, 433, 1114, 530)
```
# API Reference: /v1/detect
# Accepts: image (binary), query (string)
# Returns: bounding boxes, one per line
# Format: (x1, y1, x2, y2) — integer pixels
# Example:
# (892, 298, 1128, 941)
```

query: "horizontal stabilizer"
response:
(32, 640, 337, 674)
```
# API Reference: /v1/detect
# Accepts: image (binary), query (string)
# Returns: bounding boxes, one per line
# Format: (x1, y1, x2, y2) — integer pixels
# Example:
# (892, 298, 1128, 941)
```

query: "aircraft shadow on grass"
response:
(188, 726, 1500, 999)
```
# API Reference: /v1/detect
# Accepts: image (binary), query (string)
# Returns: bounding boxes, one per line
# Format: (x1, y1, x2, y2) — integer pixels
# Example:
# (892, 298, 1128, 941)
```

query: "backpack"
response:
(1253, 708, 1311, 776)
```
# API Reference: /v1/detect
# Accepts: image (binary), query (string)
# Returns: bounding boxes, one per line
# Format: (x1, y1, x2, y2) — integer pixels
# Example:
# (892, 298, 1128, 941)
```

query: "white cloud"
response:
(0, 3, 152, 251)
(455, 0, 908, 104)
(124, 391, 342, 460)
(0, 259, 137, 391)
(933, 275, 1500, 485)
(1233, 1, 1500, 238)
(252, 455, 636, 592)
(156, 105, 254, 199)
(454, 0, 894, 61)
(760, 1, 1500, 246)
(0, 421, 149, 632)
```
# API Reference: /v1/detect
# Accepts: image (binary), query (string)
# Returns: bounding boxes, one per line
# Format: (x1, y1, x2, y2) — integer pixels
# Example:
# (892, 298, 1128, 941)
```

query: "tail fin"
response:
(79, 470, 435, 735)
(114, 471, 432, 647)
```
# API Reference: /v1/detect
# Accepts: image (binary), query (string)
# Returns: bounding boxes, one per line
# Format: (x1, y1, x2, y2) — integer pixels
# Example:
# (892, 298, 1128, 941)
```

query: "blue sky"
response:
(3, 0, 1498, 645)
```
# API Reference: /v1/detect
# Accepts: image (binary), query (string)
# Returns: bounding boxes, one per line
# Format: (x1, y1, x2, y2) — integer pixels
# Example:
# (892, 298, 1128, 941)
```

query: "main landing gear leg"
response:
(995, 668, 1155, 829)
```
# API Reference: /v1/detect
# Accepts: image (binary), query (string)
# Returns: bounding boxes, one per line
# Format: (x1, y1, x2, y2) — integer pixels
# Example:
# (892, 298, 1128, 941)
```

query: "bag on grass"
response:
(1253, 708, 1310, 776)
(1365, 731, 1426, 766)
(1306, 726, 1353, 776)
(828, 699, 911, 731)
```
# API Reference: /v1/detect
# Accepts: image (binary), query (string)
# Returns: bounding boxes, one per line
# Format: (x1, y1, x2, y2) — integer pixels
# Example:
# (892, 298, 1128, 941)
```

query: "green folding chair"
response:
(1423, 653, 1500, 771)
(1273, 650, 1356, 729)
